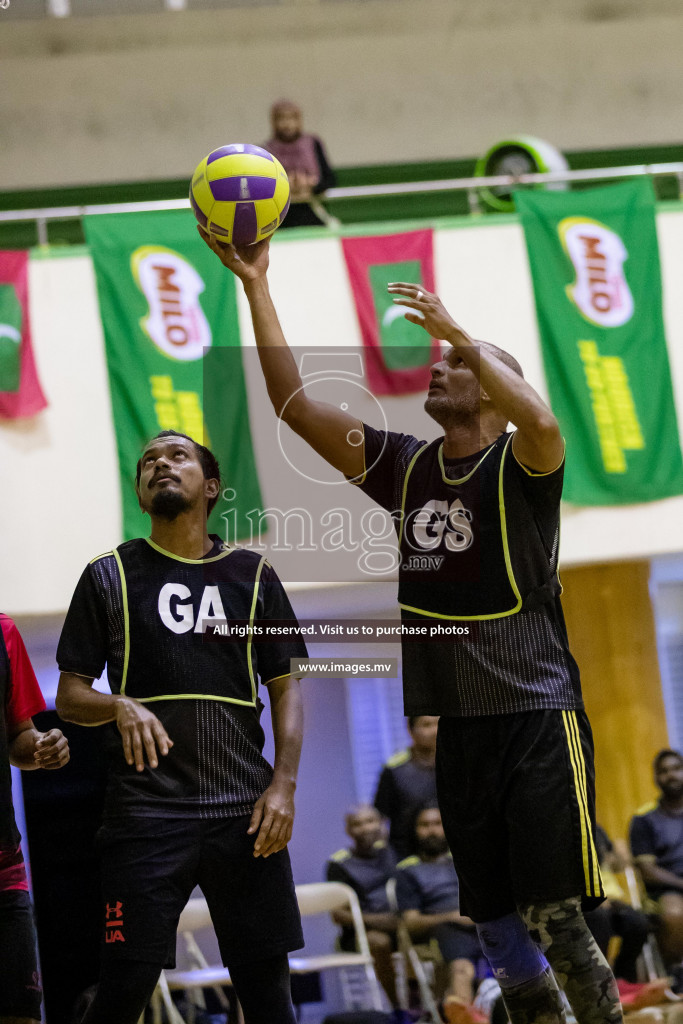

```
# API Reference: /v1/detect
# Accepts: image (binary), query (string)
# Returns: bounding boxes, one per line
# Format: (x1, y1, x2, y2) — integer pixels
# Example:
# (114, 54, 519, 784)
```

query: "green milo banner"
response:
(516, 180, 683, 505)
(85, 210, 262, 540)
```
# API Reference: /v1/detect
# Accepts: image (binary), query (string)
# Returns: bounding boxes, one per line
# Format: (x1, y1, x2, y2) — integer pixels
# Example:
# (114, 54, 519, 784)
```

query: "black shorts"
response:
(97, 815, 303, 967)
(0, 888, 42, 1020)
(436, 709, 604, 922)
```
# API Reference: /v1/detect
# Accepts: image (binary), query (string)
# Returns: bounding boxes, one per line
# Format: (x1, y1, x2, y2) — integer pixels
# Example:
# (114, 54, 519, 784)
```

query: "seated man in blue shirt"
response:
(374, 716, 439, 860)
(326, 805, 398, 1005)
(396, 803, 485, 1024)
(629, 749, 683, 967)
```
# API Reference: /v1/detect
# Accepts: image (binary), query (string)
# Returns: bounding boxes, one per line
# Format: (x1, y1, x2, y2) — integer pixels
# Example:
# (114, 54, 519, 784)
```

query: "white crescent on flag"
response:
(382, 304, 415, 328)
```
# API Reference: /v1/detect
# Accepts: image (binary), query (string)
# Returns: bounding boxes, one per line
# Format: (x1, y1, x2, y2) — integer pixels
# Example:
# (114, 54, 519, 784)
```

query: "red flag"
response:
(342, 229, 440, 395)
(0, 251, 47, 420)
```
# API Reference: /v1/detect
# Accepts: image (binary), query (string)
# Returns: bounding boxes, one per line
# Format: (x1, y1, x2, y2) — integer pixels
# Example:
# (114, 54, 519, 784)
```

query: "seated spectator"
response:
(584, 825, 651, 982)
(326, 804, 398, 1005)
(263, 99, 336, 228)
(374, 716, 439, 860)
(395, 803, 484, 1024)
(629, 749, 683, 966)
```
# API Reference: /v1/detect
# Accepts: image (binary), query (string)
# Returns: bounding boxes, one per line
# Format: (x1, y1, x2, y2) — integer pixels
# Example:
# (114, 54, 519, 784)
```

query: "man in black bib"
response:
(56, 431, 307, 1024)
(200, 234, 622, 1024)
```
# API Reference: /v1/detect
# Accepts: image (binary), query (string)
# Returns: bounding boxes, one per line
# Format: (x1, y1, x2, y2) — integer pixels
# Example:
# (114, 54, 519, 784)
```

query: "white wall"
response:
(2, 207, 683, 615)
(1, 0, 683, 188)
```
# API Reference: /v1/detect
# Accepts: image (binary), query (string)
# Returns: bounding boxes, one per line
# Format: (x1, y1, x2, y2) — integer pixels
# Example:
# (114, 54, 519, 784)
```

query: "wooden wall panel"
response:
(560, 560, 669, 844)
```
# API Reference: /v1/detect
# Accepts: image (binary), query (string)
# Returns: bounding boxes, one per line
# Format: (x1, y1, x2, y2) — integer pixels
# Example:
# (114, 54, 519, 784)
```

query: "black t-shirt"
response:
(630, 801, 683, 893)
(395, 853, 461, 915)
(373, 749, 437, 860)
(57, 536, 307, 820)
(352, 425, 582, 717)
(326, 842, 397, 913)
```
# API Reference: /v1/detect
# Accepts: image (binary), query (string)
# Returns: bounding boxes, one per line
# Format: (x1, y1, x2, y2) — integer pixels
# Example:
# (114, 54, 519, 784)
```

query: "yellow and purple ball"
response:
(189, 143, 290, 246)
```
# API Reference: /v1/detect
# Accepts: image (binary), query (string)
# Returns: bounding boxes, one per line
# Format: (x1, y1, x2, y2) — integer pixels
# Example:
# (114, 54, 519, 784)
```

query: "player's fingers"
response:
(248, 798, 264, 835)
(387, 282, 422, 292)
(260, 811, 292, 857)
(121, 728, 134, 767)
(37, 735, 70, 767)
(130, 730, 146, 772)
(142, 726, 159, 769)
(151, 720, 172, 757)
(404, 312, 427, 326)
(253, 810, 276, 856)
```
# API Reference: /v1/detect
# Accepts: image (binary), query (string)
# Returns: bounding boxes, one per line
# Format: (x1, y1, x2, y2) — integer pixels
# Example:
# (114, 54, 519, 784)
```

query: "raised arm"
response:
(199, 230, 365, 479)
(388, 283, 564, 473)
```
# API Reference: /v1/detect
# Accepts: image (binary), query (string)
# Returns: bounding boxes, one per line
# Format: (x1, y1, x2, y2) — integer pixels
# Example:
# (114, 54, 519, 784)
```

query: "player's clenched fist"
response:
(34, 728, 70, 770)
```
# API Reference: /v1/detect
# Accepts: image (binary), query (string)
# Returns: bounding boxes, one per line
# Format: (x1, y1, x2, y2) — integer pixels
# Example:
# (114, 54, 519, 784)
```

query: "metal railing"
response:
(1, 161, 682, 245)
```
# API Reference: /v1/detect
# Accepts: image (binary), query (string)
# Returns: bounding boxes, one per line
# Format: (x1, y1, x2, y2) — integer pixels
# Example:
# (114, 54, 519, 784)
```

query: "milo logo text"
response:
(132, 245, 211, 361)
(559, 216, 634, 328)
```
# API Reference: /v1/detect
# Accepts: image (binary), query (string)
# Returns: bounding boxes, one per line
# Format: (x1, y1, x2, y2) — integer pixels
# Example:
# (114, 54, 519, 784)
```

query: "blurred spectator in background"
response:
(395, 804, 485, 1024)
(264, 99, 337, 228)
(584, 825, 651, 982)
(374, 716, 439, 860)
(630, 749, 683, 966)
(326, 804, 398, 1005)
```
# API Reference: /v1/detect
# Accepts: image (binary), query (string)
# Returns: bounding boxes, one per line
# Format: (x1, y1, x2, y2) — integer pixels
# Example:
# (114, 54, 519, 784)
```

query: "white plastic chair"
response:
(289, 881, 385, 1012)
(153, 897, 244, 1024)
(386, 876, 442, 1024)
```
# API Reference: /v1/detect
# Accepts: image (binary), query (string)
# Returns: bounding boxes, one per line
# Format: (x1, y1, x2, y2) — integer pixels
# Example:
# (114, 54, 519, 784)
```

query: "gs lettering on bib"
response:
(397, 434, 557, 621)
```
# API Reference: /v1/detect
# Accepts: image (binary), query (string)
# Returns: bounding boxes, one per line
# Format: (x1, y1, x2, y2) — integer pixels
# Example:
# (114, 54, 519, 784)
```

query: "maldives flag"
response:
(0, 251, 47, 419)
(341, 229, 439, 395)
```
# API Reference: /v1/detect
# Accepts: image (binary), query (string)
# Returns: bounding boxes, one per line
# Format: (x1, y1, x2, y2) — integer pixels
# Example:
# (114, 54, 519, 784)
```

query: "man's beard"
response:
(424, 392, 480, 429)
(418, 834, 449, 858)
(150, 489, 193, 520)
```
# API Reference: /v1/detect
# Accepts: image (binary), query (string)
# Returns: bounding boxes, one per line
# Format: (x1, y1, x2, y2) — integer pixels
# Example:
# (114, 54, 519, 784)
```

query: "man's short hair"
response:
(413, 799, 441, 834)
(344, 803, 381, 828)
(136, 430, 222, 516)
(654, 749, 683, 772)
(481, 341, 524, 379)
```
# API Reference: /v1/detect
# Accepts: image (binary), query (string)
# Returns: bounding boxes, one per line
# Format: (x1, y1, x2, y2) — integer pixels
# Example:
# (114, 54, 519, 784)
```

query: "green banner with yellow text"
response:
(516, 180, 683, 505)
(85, 210, 262, 540)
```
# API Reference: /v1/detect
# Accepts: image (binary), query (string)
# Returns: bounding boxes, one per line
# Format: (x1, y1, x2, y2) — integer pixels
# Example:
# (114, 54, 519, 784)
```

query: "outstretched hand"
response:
(387, 282, 472, 344)
(197, 226, 270, 282)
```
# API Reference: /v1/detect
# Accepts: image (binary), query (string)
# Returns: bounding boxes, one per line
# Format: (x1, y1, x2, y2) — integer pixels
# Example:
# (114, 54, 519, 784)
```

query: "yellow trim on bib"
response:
(136, 693, 257, 708)
(112, 548, 131, 696)
(144, 537, 234, 564)
(438, 441, 497, 485)
(399, 435, 522, 621)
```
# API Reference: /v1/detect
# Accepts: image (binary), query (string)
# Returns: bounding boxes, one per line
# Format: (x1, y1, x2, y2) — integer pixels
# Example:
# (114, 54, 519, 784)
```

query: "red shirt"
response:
(1, 614, 45, 890)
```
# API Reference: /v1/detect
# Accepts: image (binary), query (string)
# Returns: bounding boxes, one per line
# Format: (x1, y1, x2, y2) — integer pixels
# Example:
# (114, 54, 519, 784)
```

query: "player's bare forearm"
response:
(242, 276, 308, 418)
(57, 671, 173, 772)
(268, 674, 304, 791)
(56, 671, 121, 725)
(9, 722, 70, 771)
(243, 278, 366, 477)
(249, 675, 303, 857)
(198, 229, 365, 476)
